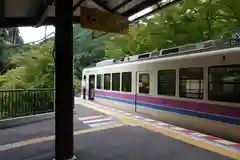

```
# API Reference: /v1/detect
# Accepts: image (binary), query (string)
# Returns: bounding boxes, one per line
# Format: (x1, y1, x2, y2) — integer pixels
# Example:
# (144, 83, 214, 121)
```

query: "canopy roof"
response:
(0, 0, 181, 27)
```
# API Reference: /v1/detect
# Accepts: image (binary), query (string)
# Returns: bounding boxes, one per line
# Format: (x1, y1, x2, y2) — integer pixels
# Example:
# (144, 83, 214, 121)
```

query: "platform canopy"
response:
(0, 0, 181, 28)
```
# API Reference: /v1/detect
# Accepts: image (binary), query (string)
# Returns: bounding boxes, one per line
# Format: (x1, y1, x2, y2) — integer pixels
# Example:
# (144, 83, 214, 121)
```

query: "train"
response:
(82, 39, 240, 142)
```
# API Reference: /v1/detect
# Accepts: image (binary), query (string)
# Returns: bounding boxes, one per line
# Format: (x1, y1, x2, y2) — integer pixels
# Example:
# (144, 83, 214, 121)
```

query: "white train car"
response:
(82, 39, 240, 142)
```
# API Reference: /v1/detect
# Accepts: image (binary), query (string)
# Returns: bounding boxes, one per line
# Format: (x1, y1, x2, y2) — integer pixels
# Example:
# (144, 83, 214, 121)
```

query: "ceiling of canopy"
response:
(0, 0, 182, 27)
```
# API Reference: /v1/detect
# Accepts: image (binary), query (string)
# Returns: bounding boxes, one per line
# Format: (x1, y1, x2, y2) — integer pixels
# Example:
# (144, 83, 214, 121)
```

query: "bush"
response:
(73, 78, 81, 96)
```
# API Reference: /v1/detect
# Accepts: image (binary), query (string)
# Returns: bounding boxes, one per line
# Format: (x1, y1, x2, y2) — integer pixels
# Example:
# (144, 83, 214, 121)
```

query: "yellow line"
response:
(125, 119, 240, 160)
(0, 123, 125, 152)
(81, 102, 240, 160)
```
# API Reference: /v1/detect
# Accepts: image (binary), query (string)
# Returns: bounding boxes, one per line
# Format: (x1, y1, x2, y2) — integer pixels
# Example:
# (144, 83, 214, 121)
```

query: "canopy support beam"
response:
(55, 0, 74, 159)
(34, 0, 54, 27)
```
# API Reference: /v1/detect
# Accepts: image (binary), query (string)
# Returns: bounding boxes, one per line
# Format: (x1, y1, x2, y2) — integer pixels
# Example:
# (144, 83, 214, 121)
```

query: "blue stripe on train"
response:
(95, 95, 240, 125)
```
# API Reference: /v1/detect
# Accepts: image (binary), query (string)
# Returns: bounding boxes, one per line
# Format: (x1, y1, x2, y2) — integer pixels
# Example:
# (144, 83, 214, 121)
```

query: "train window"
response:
(104, 74, 111, 90)
(208, 65, 240, 103)
(112, 73, 120, 91)
(97, 74, 102, 89)
(138, 73, 150, 94)
(158, 70, 176, 96)
(179, 67, 203, 99)
(122, 72, 132, 92)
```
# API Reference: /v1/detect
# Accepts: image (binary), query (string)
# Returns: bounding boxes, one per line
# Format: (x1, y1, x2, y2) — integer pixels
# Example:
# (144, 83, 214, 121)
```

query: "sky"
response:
(19, 7, 152, 43)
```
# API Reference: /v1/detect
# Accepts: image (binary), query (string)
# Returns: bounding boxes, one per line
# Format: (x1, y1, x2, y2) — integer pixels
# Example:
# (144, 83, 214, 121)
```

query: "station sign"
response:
(80, 6, 129, 34)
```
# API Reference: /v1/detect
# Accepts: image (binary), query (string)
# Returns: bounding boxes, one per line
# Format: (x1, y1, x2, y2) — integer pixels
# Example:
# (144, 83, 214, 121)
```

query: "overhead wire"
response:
(2, 32, 55, 48)
(0, 28, 55, 73)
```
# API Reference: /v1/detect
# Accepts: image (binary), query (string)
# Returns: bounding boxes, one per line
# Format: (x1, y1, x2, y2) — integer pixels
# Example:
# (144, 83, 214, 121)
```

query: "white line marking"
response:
(143, 118, 155, 122)
(82, 117, 112, 124)
(89, 121, 120, 128)
(116, 110, 124, 113)
(155, 122, 169, 126)
(215, 140, 238, 145)
(134, 115, 143, 119)
(171, 126, 186, 131)
(78, 115, 106, 121)
(191, 132, 208, 137)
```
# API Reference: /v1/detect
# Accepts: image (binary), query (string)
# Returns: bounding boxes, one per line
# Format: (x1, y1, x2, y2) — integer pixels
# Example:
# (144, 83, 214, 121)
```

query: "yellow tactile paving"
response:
(80, 101, 240, 160)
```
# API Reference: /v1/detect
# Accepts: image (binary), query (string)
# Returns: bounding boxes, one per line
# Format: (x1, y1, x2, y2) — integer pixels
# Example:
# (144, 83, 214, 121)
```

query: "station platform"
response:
(0, 98, 239, 160)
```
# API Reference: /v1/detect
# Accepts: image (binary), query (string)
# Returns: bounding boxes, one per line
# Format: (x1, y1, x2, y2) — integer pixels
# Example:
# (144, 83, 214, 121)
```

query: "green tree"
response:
(0, 27, 24, 44)
(105, 23, 153, 58)
(0, 27, 24, 75)
(73, 25, 109, 79)
(105, 0, 240, 58)
(0, 41, 54, 89)
(7, 28, 24, 44)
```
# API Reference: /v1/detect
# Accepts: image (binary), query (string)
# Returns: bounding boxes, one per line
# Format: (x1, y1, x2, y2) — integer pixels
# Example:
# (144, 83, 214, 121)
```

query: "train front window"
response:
(209, 65, 240, 103)
(158, 70, 176, 96)
(138, 73, 150, 94)
(112, 73, 120, 91)
(104, 74, 111, 90)
(179, 67, 203, 99)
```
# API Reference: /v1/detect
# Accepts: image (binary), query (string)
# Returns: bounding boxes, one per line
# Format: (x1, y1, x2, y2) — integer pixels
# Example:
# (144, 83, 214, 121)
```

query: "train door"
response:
(88, 74, 95, 100)
(82, 75, 87, 99)
(135, 72, 151, 112)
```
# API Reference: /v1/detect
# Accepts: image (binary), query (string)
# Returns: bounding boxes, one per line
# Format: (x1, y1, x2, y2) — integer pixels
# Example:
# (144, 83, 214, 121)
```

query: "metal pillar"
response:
(55, 0, 74, 159)
(53, 71, 56, 111)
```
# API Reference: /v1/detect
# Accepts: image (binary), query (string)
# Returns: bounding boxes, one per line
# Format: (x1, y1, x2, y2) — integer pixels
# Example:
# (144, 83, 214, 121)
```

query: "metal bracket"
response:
(73, 0, 87, 11)
(34, 0, 54, 27)
(91, 0, 115, 13)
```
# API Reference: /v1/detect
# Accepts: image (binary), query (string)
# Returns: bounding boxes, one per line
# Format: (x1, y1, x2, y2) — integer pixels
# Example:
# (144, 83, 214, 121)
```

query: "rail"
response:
(0, 89, 54, 120)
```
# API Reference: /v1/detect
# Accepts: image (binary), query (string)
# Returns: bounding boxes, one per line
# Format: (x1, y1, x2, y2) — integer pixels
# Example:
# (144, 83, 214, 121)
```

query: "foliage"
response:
(105, 0, 240, 58)
(73, 77, 81, 96)
(73, 25, 110, 79)
(0, 27, 24, 74)
(0, 28, 24, 44)
(105, 24, 150, 58)
(0, 41, 54, 89)
(0, 41, 55, 119)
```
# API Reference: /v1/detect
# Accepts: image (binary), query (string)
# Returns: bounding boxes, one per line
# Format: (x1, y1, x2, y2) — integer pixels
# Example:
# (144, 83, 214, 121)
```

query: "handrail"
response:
(0, 89, 54, 120)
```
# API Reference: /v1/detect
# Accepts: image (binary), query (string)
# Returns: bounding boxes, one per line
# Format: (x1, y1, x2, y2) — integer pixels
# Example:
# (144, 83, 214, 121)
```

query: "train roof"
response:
(86, 39, 240, 69)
